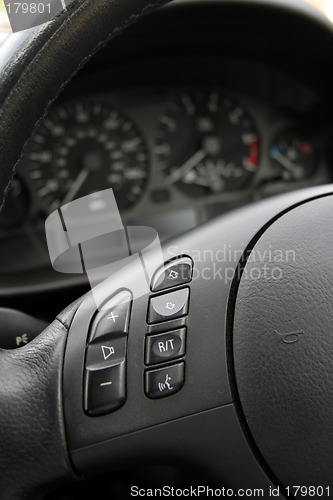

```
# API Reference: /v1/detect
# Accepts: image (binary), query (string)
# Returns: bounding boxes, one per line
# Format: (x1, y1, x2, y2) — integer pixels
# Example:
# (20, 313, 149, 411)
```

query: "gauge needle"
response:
(270, 150, 294, 171)
(270, 150, 304, 179)
(62, 168, 90, 205)
(166, 149, 207, 184)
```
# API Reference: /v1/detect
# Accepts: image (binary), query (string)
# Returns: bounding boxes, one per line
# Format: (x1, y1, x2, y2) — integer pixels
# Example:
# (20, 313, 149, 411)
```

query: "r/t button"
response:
(145, 328, 186, 365)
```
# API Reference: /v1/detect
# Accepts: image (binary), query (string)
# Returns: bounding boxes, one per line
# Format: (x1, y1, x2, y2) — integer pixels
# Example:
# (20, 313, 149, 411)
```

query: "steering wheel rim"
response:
(0, 0, 168, 210)
(1, 1, 333, 499)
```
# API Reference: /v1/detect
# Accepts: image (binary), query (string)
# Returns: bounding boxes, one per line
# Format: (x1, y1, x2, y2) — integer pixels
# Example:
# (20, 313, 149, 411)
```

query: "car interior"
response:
(1, 0, 333, 498)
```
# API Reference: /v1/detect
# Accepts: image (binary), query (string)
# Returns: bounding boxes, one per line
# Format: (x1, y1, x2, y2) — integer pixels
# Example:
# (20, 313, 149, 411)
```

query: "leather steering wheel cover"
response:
(0, 299, 82, 499)
(0, 0, 168, 209)
(0, 321, 71, 500)
(0, 1, 168, 498)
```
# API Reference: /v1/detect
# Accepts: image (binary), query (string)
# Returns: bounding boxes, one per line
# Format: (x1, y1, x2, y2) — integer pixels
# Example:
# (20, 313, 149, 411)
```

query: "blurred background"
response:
(0, 0, 11, 45)
(311, 0, 333, 18)
(0, 0, 332, 46)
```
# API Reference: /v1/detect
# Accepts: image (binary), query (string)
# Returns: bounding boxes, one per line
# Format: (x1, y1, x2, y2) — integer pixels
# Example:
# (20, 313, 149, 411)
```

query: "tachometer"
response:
(26, 101, 149, 213)
(155, 90, 259, 197)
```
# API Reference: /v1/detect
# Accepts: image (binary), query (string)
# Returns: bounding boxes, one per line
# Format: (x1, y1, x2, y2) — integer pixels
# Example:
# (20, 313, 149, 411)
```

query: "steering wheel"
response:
(1, 1, 333, 498)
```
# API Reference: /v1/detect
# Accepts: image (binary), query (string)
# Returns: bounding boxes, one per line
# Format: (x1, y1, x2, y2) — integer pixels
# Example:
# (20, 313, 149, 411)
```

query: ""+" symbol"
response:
(108, 312, 119, 323)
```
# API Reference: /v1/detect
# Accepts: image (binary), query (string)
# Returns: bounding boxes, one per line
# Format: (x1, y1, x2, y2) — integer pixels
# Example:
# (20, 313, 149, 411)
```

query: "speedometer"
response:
(155, 90, 259, 197)
(26, 101, 149, 213)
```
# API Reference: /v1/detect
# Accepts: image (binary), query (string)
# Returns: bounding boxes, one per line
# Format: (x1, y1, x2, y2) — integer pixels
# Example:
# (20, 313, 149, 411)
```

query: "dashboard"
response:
(1, 0, 333, 308)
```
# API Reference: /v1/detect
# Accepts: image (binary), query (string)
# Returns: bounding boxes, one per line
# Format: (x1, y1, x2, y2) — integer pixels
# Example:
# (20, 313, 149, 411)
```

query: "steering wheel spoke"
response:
(61, 185, 330, 491)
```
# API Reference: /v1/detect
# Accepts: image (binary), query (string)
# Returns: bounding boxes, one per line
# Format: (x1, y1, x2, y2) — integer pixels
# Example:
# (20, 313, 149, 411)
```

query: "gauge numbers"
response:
(27, 101, 149, 213)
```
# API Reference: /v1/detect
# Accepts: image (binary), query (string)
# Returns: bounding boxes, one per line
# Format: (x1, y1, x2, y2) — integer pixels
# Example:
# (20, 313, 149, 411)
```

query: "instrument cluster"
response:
(0, 80, 330, 277)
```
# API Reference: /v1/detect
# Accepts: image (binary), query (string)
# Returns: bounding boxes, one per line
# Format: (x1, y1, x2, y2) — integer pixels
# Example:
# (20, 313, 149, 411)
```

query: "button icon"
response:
(101, 345, 115, 360)
(107, 312, 119, 323)
(86, 336, 127, 370)
(158, 374, 173, 392)
(145, 361, 185, 399)
(151, 257, 193, 292)
(100, 381, 112, 387)
(145, 328, 186, 365)
(148, 287, 189, 323)
(158, 339, 175, 353)
(89, 290, 132, 341)
(84, 361, 126, 415)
